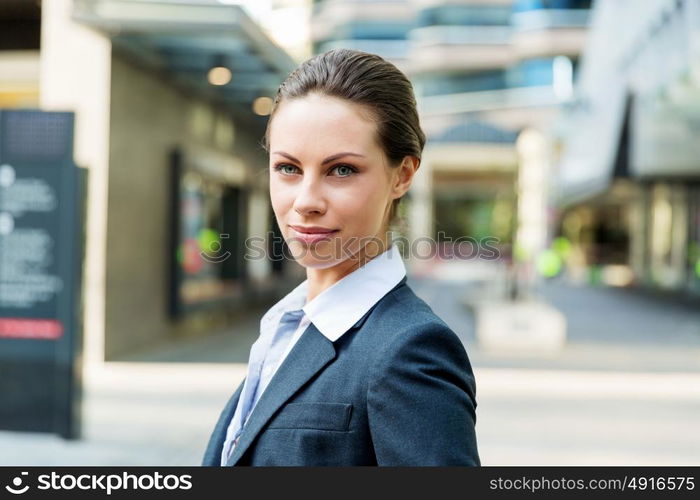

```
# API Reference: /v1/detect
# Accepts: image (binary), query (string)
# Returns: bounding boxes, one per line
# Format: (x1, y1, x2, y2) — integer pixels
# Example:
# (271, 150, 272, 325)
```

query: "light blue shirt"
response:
(220, 244, 407, 465)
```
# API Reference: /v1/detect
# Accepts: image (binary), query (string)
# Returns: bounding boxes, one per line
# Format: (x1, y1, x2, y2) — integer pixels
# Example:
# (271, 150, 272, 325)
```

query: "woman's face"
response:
(268, 92, 398, 269)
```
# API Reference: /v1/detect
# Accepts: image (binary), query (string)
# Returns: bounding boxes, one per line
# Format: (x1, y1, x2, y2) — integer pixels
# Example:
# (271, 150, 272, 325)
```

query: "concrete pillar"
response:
(406, 155, 434, 273)
(246, 189, 272, 282)
(408, 156, 433, 241)
(628, 184, 647, 283)
(670, 183, 688, 288)
(515, 128, 551, 295)
(40, 0, 112, 367)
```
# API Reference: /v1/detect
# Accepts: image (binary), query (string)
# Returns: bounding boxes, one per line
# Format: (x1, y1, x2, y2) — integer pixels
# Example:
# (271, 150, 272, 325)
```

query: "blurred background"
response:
(0, 0, 698, 466)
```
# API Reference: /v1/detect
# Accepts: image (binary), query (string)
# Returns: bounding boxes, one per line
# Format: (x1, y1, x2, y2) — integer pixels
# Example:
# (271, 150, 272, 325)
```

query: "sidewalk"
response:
(1, 362, 246, 466)
(408, 261, 700, 373)
(476, 368, 700, 465)
(410, 270, 700, 465)
(3, 361, 698, 466)
(2, 270, 699, 466)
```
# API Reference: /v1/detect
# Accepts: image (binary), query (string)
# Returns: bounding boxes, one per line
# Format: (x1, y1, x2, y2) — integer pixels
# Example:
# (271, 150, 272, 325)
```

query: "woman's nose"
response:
(293, 178, 327, 216)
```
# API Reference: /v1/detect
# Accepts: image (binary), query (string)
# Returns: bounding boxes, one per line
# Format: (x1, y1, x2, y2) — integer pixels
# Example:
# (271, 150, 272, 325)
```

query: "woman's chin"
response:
(287, 244, 342, 269)
(296, 259, 343, 270)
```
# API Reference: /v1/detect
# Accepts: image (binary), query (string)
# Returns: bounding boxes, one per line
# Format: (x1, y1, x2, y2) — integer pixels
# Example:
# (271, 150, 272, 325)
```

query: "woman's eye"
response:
(273, 163, 356, 177)
(275, 163, 299, 175)
(331, 164, 356, 177)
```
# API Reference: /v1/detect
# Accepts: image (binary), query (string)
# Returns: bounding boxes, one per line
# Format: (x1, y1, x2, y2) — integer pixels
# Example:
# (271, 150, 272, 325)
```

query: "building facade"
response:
(1, 0, 301, 362)
(556, 0, 700, 296)
(310, 0, 591, 269)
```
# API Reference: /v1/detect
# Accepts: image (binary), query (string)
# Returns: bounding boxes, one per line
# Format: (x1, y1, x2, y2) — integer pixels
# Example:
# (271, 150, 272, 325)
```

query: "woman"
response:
(202, 48, 480, 466)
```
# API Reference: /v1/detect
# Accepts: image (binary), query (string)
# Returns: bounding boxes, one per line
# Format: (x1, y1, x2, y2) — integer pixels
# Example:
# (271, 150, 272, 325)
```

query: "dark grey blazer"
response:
(202, 275, 480, 466)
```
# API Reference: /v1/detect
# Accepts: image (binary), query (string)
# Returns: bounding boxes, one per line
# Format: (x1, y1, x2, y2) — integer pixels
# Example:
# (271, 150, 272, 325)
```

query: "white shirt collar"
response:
(267, 244, 406, 342)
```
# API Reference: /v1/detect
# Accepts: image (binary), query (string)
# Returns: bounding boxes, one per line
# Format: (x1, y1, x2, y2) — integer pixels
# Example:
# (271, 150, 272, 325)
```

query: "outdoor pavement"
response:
(2, 262, 699, 466)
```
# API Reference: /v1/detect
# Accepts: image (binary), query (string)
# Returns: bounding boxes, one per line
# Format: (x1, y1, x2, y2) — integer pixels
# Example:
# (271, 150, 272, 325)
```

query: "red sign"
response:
(0, 318, 64, 340)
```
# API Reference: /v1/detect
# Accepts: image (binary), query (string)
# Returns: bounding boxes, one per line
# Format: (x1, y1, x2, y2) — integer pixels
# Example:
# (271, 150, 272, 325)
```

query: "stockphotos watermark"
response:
(199, 232, 501, 264)
(4, 471, 192, 496)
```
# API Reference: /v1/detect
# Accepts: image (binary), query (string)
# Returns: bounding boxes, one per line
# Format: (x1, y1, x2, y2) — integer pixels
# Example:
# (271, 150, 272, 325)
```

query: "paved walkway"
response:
(1, 362, 245, 466)
(2, 268, 699, 466)
(409, 272, 700, 373)
(3, 362, 698, 466)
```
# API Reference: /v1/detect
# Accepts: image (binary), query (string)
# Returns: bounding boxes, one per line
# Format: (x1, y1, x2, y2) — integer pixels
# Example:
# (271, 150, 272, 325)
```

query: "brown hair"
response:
(263, 48, 426, 230)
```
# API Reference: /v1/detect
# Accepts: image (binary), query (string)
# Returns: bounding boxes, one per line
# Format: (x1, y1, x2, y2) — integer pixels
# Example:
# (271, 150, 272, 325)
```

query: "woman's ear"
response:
(391, 156, 420, 200)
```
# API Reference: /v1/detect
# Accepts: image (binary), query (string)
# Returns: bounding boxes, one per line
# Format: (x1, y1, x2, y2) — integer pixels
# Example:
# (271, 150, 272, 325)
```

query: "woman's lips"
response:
(289, 227, 339, 244)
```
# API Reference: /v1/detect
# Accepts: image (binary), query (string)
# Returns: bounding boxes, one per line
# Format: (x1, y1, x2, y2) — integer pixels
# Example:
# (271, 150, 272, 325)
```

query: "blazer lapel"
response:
(225, 322, 336, 465)
(201, 379, 245, 466)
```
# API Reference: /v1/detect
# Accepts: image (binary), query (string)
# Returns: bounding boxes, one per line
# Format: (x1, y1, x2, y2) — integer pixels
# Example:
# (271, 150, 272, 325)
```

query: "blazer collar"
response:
(349, 274, 407, 331)
(262, 245, 406, 344)
(223, 274, 409, 466)
(303, 244, 407, 342)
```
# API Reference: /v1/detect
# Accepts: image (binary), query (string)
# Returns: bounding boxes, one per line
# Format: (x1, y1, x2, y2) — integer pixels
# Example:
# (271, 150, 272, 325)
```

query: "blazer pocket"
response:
(267, 402, 353, 432)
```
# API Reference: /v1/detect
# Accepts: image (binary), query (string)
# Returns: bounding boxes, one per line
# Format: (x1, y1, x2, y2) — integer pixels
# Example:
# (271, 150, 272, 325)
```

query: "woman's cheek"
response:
(271, 187, 293, 216)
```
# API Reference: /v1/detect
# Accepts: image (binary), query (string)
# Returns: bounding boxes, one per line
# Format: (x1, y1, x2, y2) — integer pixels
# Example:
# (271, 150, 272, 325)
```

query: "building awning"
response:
(631, 86, 700, 179)
(554, 84, 627, 207)
(553, 0, 629, 207)
(72, 0, 296, 113)
(556, 0, 700, 206)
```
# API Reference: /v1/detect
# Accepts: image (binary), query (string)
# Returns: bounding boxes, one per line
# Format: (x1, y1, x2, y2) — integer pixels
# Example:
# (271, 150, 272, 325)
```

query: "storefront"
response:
(555, 0, 700, 296)
(37, 0, 299, 360)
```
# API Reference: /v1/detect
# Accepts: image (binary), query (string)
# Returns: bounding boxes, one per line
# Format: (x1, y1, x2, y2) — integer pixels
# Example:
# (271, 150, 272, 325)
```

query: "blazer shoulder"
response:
(361, 281, 462, 350)
(364, 281, 478, 405)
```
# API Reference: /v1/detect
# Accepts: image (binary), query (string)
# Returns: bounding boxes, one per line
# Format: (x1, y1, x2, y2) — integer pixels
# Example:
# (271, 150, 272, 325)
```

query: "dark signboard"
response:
(0, 109, 85, 439)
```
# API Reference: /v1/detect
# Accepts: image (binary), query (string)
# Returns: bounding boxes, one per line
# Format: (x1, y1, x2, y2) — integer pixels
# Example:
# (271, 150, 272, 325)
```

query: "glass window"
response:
(513, 0, 592, 12)
(417, 70, 507, 96)
(507, 58, 555, 87)
(335, 21, 414, 40)
(418, 5, 511, 27)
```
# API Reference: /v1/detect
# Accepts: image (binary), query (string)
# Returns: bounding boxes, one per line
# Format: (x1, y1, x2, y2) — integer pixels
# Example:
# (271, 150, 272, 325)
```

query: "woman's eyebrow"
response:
(272, 151, 365, 165)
